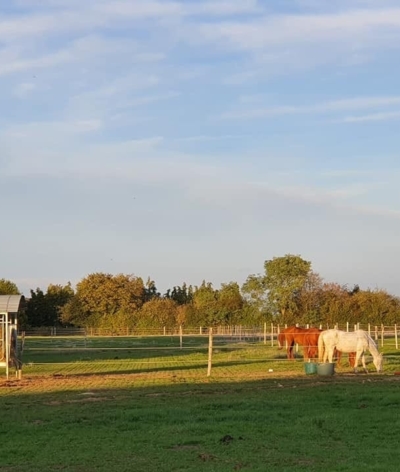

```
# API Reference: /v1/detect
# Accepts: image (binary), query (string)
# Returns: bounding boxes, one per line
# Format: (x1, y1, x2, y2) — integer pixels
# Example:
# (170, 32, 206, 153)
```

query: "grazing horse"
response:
(277, 326, 297, 355)
(278, 326, 321, 361)
(318, 329, 383, 373)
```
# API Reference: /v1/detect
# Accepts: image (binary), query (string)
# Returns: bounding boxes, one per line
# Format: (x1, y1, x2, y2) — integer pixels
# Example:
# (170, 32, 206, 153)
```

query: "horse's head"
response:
(374, 353, 384, 373)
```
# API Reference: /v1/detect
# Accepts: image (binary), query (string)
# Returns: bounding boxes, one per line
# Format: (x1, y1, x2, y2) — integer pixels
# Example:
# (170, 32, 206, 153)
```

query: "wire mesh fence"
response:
(22, 323, 400, 349)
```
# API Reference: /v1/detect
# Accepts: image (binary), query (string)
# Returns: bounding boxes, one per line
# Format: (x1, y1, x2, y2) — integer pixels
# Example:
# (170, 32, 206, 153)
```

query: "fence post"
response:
(368, 324, 371, 336)
(346, 322, 349, 332)
(395, 324, 398, 350)
(163, 326, 166, 336)
(179, 325, 183, 350)
(374, 326, 378, 341)
(207, 327, 213, 377)
(263, 322, 267, 345)
(381, 324, 384, 347)
(271, 323, 274, 347)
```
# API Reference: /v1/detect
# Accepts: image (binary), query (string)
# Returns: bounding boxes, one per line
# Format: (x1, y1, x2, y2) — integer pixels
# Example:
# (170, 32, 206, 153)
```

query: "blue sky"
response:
(2, 0, 400, 297)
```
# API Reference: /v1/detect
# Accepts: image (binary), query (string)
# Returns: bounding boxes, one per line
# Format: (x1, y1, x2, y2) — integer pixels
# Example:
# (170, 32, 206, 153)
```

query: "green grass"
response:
(1, 336, 400, 471)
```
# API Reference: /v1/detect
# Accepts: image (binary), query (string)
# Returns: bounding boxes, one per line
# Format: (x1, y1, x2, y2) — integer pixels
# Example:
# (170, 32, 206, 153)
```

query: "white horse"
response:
(318, 329, 383, 373)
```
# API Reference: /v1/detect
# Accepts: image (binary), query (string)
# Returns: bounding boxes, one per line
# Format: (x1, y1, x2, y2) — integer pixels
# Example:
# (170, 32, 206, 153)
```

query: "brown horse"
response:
(335, 350, 356, 367)
(278, 326, 321, 361)
(278, 326, 357, 364)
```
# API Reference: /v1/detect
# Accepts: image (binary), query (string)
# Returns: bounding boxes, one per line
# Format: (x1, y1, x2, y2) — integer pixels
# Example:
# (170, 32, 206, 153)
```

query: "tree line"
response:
(1, 254, 400, 329)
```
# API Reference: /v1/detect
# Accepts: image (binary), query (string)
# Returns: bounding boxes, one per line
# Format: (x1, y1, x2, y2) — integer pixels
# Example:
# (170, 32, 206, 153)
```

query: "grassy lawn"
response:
(0, 336, 400, 471)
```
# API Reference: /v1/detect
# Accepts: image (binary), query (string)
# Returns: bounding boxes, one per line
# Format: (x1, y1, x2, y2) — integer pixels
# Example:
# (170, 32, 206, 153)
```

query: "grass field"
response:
(1, 336, 400, 471)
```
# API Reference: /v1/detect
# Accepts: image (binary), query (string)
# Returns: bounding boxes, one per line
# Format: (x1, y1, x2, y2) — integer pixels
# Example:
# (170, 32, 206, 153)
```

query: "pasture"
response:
(1, 335, 400, 471)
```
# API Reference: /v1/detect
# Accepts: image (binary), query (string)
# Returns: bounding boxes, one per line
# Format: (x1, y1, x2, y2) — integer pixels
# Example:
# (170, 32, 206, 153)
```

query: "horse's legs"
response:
(287, 341, 294, 359)
(324, 347, 332, 363)
(361, 353, 368, 373)
(354, 350, 362, 373)
(336, 349, 341, 367)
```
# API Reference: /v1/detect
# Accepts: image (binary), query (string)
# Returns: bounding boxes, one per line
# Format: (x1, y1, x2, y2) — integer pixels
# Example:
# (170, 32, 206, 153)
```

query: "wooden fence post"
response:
(179, 325, 183, 350)
(381, 325, 384, 347)
(346, 322, 349, 332)
(271, 323, 274, 347)
(374, 326, 378, 341)
(368, 324, 371, 336)
(263, 323, 267, 345)
(395, 324, 398, 350)
(207, 328, 213, 377)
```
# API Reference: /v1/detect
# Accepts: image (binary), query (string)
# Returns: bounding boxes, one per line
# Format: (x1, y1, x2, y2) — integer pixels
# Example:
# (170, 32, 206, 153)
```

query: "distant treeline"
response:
(1, 254, 399, 329)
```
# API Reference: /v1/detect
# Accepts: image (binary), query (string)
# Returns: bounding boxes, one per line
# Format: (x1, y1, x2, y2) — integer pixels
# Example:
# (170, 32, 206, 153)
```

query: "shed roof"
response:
(0, 295, 24, 313)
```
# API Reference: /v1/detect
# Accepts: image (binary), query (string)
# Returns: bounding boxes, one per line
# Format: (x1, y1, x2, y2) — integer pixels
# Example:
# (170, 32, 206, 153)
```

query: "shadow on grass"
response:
(22, 358, 277, 378)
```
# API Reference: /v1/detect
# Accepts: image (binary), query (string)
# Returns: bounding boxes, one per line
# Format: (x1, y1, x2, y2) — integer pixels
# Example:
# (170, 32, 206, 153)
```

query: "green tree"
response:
(351, 289, 400, 325)
(241, 274, 269, 318)
(138, 298, 178, 328)
(218, 282, 244, 325)
(192, 281, 221, 326)
(61, 273, 145, 327)
(297, 271, 323, 325)
(318, 283, 350, 326)
(0, 278, 20, 295)
(264, 254, 312, 323)
(144, 277, 160, 302)
(26, 283, 75, 327)
(165, 283, 193, 305)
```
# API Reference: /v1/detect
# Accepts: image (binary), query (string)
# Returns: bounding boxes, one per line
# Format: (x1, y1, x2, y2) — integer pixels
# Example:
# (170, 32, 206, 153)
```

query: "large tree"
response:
(61, 273, 145, 326)
(296, 271, 324, 325)
(192, 281, 220, 326)
(138, 298, 178, 328)
(241, 274, 268, 316)
(164, 283, 193, 305)
(26, 283, 74, 327)
(218, 282, 244, 325)
(0, 278, 20, 295)
(264, 254, 312, 323)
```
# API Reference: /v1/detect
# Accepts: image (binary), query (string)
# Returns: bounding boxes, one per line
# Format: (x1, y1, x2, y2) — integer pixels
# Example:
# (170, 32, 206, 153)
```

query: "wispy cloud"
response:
(174, 134, 250, 142)
(220, 96, 400, 120)
(197, 8, 400, 50)
(341, 110, 400, 123)
(2, 0, 400, 297)
(13, 81, 36, 97)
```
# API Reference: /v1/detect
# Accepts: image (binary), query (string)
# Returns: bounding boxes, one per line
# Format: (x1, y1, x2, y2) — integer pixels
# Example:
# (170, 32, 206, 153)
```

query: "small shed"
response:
(0, 295, 24, 379)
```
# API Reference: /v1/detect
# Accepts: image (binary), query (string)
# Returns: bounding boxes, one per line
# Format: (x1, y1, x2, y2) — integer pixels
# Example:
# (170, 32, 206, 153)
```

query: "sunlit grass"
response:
(0, 335, 400, 471)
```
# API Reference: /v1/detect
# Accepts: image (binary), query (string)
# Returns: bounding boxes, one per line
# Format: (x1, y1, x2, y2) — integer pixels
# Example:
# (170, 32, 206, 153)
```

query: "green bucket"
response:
(304, 362, 318, 375)
(317, 363, 335, 376)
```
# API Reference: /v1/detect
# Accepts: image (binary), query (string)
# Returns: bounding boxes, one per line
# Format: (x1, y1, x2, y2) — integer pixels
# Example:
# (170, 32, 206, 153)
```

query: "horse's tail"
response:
(277, 331, 285, 349)
(318, 332, 325, 362)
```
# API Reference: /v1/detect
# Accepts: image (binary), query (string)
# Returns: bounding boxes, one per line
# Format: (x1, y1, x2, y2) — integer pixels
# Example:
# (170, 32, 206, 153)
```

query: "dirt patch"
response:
(0, 370, 397, 398)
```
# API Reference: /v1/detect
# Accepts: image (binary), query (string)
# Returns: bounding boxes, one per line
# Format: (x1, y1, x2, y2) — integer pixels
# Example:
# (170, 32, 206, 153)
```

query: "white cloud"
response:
(341, 110, 400, 123)
(197, 8, 400, 50)
(0, 48, 73, 76)
(220, 96, 400, 120)
(13, 81, 36, 97)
